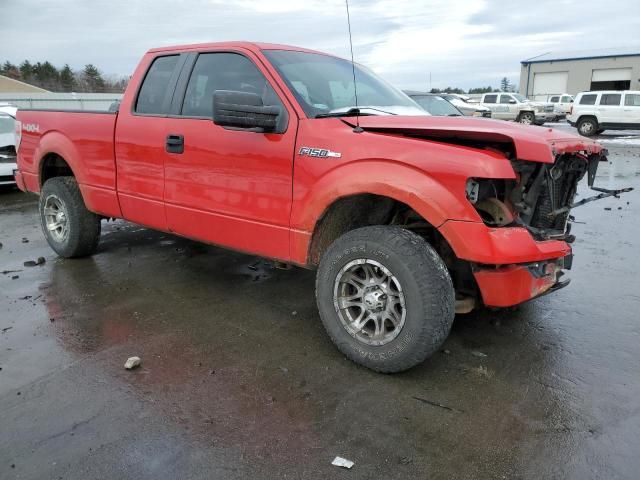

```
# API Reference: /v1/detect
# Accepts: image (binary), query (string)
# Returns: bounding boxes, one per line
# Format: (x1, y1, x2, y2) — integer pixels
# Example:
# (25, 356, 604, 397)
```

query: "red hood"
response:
(344, 116, 604, 163)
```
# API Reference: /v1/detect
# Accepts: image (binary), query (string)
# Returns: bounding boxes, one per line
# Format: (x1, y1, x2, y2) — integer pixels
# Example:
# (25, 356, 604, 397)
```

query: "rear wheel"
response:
(577, 117, 598, 137)
(39, 176, 101, 258)
(517, 111, 535, 125)
(316, 226, 455, 373)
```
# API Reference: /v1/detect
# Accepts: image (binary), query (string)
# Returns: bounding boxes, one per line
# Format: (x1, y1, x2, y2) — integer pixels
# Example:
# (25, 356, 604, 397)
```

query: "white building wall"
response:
(519, 55, 640, 100)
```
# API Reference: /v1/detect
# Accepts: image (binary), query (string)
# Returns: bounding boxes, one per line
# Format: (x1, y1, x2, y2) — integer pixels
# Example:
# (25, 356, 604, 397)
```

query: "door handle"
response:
(166, 134, 184, 154)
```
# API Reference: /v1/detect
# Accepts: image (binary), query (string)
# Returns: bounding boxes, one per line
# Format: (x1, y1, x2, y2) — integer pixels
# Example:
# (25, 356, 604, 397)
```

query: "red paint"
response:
(473, 265, 557, 307)
(15, 41, 605, 308)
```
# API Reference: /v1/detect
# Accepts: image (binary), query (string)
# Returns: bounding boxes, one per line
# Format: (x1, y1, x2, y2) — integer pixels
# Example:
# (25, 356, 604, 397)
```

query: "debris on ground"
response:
(412, 396, 461, 412)
(21, 237, 29, 243)
(331, 456, 354, 469)
(23, 257, 46, 267)
(471, 350, 487, 358)
(604, 207, 612, 211)
(442, 349, 451, 355)
(11, 276, 19, 280)
(291, 311, 298, 316)
(49, 317, 55, 322)
(2, 270, 22, 274)
(124, 356, 141, 370)
(399, 456, 413, 465)
(2, 326, 13, 333)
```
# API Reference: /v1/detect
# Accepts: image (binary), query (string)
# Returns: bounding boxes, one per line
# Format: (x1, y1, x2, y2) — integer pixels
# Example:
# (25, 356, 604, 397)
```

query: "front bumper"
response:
(472, 256, 571, 307)
(534, 112, 556, 124)
(0, 161, 17, 185)
(438, 220, 573, 307)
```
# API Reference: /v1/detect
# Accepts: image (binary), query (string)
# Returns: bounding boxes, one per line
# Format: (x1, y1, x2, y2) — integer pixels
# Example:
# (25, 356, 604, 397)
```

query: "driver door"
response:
(162, 51, 297, 260)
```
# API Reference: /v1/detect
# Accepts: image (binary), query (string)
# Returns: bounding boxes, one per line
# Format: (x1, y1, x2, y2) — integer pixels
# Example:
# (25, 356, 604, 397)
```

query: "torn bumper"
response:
(438, 220, 573, 307)
(473, 256, 571, 307)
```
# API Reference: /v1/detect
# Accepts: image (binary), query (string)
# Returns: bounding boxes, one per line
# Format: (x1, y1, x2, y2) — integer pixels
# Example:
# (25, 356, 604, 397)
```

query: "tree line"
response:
(0, 60, 129, 93)
(429, 77, 516, 95)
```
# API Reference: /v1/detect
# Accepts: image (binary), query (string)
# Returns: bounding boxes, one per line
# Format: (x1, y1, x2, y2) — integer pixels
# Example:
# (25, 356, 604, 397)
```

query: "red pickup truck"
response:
(15, 42, 609, 372)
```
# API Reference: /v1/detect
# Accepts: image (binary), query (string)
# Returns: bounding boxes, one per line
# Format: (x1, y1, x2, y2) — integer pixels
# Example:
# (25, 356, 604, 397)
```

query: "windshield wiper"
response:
(315, 107, 399, 118)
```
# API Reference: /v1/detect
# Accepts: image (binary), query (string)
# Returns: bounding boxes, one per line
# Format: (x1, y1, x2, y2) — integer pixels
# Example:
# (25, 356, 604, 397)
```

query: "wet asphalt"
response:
(1, 125, 640, 479)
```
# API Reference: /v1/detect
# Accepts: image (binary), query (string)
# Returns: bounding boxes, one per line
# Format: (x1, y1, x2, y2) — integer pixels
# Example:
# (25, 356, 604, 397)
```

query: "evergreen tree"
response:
(60, 64, 75, 92)
(19, 60, 34, 82)
(83, 64, 105, 92)
(1, 61, 21, 79)
(500, 77, 511, 92)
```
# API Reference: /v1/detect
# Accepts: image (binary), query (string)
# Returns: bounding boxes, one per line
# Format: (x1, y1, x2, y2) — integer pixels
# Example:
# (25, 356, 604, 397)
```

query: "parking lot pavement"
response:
(1, 143, 639, 479)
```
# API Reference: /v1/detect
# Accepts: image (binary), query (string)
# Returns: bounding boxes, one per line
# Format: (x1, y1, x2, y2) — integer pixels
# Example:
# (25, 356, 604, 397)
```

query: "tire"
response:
(577, 117, 598, 137)
(316, 226, 455, 373)
(517, 111, 535, 125)
(39, 176, 101, 258)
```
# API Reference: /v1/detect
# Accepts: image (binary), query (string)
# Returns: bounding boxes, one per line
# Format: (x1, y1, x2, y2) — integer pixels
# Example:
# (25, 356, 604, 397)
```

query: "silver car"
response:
(0, 105, 18, 186)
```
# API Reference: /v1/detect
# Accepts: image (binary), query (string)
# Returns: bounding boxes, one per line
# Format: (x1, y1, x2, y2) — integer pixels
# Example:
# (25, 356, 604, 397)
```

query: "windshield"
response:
(410, 95, 462, 116)
(263, 49, 425, 118)
(512, 94, 527, 102)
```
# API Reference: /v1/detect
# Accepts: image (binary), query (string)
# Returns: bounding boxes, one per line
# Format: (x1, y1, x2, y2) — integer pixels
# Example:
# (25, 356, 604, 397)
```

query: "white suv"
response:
(568, 91, 640, 136)
(547, 94, 574, 115)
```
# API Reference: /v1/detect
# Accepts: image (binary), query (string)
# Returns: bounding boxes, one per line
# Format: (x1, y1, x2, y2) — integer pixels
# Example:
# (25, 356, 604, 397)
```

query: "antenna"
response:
(345, 0, 363, 133)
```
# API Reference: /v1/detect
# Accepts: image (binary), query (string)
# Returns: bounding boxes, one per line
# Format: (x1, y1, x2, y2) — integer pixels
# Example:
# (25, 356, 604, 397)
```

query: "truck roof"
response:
(148, 41, 333, 56)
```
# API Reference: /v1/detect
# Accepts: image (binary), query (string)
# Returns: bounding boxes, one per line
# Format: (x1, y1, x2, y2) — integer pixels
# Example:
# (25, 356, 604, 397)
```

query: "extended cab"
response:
(478, 92, 555, 125)
(568, 90, 640, 136)
(15, 42, 614, 372)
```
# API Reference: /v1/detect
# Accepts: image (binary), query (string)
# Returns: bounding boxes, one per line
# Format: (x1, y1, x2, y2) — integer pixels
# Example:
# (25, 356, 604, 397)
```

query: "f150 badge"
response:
(298, 147, 342, 158)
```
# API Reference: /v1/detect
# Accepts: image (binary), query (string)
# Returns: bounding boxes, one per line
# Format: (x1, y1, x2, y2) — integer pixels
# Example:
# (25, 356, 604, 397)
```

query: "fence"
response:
(0, 93, 123, 111)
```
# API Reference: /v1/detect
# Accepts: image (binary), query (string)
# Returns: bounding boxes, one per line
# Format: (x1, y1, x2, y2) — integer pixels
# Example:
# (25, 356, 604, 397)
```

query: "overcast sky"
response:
(1, 0, 639, 91)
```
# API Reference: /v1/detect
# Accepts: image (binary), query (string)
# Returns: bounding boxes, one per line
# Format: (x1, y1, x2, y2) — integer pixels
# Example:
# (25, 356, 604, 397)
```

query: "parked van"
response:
(568, 91, 640, 136)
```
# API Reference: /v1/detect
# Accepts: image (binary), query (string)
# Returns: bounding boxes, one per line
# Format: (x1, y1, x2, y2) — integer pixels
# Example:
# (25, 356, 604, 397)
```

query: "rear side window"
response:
(182, 53, 283, 118)
(549, 96, 560, 102)
(484, 94, 497, 104)
(579, 94, 597, 105)
(624, 94, 640, 106)
(599, 94, 621, 106)
(135, 55, 179, 114)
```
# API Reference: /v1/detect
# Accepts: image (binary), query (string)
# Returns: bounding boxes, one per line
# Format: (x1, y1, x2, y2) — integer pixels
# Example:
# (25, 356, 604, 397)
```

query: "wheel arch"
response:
(35, 131, 85, 188)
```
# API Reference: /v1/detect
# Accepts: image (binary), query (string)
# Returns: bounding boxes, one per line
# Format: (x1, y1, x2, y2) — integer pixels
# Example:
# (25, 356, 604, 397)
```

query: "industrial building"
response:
(519, 47, 640, 101)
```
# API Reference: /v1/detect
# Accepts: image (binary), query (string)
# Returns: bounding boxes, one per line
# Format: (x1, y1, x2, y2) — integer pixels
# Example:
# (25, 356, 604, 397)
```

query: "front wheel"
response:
(39, 176, 101, 258)
(315, 226, 455, 373)
(517, 111, 535, 124)
(577, 117, 598, 137)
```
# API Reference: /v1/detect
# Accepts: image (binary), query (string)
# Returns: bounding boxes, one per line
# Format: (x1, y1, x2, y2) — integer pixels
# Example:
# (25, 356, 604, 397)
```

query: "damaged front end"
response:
(467, 151, 632, 241)
(464, 149, 632, 307)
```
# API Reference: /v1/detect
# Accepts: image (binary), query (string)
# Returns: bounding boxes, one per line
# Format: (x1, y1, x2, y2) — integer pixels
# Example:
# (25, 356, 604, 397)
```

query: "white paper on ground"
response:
(331, 456, 354, 469)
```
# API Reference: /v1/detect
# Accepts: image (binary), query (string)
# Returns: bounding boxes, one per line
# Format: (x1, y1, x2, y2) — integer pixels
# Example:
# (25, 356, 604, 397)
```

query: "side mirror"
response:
(508, 99, 517, 104)
(213, 90, 280, 132)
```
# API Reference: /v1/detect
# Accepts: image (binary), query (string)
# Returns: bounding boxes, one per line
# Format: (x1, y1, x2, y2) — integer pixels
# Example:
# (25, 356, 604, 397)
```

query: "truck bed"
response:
(16, 109, 120, 217)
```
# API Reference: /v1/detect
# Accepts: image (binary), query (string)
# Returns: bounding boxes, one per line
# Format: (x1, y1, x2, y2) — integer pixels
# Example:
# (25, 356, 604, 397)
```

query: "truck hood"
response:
(343, 115, 603, 163)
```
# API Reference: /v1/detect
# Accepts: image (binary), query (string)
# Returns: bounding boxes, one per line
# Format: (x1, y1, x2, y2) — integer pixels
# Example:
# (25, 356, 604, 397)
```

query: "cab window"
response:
(549, 96, 560, 103)
(181, 52, 285, 121)
(561, 95, 573, 103)
(135, 55, 179, 114)
(499, 95, 513, 104)
(599, 94, 621, 106)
